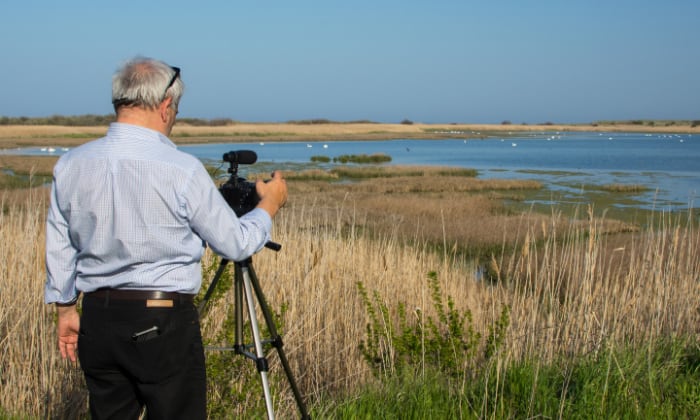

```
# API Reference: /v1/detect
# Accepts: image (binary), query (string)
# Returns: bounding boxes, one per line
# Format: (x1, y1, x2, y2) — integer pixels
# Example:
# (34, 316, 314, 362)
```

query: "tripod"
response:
(198, 242, 310, 420)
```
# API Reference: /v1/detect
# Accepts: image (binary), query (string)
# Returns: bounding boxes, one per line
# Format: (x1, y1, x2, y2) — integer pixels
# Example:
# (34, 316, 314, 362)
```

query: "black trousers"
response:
(78, 294, 206, 420)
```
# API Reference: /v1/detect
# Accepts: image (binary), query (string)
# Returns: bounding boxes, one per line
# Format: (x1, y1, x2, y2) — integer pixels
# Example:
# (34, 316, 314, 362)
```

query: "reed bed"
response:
(0, 190, 85, 418)
(1, 188, 698, 417)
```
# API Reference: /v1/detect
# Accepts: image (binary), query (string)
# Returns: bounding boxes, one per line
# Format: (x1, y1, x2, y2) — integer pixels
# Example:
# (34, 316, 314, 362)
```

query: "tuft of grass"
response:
(333, 153, 392, 164)
(600, 183, 649, 193)
(310, 155, 331, 163)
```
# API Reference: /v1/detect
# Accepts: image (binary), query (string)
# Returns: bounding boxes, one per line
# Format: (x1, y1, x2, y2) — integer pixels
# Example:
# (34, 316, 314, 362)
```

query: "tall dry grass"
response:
(0, 189, 85, 418)
(1, 189, 698, 417)
(201, 199, 699, 416)
(489, 207, 699, 363)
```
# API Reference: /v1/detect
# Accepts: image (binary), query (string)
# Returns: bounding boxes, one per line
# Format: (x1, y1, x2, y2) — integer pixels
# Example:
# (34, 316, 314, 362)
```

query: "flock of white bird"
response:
(36, 133, 692, 156)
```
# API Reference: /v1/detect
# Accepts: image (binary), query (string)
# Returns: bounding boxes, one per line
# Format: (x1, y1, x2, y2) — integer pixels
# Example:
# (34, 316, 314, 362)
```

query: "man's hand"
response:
(255, 170, 288, 218)
(56, 304, 80, 363)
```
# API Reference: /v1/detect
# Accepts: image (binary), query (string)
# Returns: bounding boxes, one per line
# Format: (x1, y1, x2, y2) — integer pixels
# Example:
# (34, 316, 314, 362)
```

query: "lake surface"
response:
(6, 131, 699, 210)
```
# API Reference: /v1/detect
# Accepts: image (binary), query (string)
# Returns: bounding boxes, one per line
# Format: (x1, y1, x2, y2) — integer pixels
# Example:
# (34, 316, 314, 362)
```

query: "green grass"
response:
(331, 276, 699, 418)
(319, 338, 700, 419)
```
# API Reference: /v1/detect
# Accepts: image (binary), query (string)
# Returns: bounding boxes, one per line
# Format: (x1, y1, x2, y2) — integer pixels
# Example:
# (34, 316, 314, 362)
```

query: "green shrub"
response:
(357, 271, 509, 378)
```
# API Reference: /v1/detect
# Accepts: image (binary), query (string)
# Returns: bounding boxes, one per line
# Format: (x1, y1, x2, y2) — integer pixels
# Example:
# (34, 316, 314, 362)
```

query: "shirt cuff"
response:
(55, 296, 79, 307)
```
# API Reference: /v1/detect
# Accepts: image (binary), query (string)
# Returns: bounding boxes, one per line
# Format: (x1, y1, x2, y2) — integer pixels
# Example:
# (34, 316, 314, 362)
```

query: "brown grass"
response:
(0, 155, 58, 176)
(1, 171, 697, 417)
(282, 173, 633, 253)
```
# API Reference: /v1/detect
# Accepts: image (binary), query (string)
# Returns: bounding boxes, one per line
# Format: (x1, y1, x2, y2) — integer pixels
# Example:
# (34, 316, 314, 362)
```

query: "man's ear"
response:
(159, 97, 173, 122)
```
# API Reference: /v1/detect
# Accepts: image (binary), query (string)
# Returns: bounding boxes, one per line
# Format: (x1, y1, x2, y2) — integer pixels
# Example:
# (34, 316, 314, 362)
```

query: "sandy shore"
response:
(0, 122, 697, 149)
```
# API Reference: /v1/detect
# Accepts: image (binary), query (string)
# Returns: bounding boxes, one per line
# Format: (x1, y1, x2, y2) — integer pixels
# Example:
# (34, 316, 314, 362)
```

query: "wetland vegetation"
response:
(0, 126, 698, 418)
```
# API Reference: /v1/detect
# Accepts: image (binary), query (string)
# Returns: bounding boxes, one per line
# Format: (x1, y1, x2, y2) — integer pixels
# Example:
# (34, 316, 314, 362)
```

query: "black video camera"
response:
(219, 150, 260, 217)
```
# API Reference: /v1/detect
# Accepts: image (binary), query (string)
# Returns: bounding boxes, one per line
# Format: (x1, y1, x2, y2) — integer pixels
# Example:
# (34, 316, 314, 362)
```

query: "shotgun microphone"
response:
(222, 150, 257, 165)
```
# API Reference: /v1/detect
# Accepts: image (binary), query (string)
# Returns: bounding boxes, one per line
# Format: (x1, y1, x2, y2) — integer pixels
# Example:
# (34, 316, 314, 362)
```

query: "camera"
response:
(219, 150, 260, 217)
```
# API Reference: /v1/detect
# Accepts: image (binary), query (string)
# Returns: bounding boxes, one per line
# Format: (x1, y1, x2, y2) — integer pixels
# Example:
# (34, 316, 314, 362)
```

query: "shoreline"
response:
(0, 122, 698, 149)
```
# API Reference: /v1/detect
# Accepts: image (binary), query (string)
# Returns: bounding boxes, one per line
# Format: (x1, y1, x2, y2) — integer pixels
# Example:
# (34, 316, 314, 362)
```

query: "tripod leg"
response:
(234, 264, 244, 352)
(197, 258, 230, 316)
(245, 263, 311, 420)
(240, 266, 276, 420)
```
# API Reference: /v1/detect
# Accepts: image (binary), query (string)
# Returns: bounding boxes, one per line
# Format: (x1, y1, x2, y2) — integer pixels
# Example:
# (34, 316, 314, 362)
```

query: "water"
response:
(182, 131, 699, 210)
(5, 131, 699, 210)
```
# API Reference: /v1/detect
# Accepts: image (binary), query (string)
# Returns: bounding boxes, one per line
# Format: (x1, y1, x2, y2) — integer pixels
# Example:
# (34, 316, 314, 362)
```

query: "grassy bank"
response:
(324, 338, 699, 418)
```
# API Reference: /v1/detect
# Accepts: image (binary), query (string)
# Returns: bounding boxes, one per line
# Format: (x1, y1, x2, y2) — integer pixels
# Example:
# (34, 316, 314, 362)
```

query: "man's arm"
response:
(185, 166, 288, 262)
(45, 180, 80, 304)
(46, 179, 81, 361)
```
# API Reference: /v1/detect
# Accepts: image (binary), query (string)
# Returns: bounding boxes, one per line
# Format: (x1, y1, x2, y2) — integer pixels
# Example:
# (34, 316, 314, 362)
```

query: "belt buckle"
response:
(146, 299, 174, 308)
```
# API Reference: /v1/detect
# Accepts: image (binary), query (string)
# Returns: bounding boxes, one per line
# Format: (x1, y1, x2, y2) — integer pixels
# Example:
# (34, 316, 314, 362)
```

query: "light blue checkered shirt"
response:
(45, 123, 272, 304)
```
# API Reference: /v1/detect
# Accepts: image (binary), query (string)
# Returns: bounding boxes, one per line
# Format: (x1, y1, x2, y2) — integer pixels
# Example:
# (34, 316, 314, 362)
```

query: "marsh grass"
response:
(330, 165, 478, 179)
(0, 155, 57, 177)
(599, 183, 649, 193)
(333, 153, 392, 164)
(1, 166, 698, 417)
(0, 189, 86, 418)
(279, 165, 481, 182)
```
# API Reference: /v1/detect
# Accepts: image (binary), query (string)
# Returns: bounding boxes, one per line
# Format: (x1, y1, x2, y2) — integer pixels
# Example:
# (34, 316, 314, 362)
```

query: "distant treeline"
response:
(499, 119, 700, 127)
(0, 114, 117, 126)
(0, 115, 380, 126)
(592, 119, 700, 127)
(286, 118, 378, 125)
(1, 115, 697, 127)
(0, 115, 240, 126)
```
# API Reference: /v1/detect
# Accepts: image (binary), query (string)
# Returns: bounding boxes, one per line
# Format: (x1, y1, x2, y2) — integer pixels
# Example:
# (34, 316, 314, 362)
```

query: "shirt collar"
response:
(107, 122, 177, 149)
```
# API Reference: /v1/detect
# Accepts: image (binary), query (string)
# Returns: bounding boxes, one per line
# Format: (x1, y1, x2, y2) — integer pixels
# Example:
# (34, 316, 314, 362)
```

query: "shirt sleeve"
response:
(182, 164, 272, 262)
(44, 180, 80, 304)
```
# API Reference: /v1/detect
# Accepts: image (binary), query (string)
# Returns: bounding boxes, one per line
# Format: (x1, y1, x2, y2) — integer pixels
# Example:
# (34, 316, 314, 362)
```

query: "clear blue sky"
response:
(2, 1, 698, 124)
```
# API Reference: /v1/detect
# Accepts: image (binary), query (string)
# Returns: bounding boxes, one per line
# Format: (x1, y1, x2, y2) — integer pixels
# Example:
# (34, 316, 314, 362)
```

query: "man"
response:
(45, 57, 288, 419)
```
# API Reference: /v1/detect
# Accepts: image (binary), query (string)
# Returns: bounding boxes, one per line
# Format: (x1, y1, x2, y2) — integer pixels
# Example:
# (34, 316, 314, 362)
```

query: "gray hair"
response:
(111, 57, 184, 112)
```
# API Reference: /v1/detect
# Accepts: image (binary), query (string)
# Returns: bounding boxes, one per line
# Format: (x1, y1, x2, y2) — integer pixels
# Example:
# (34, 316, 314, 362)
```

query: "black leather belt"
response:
(85, 289, 194, 307)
